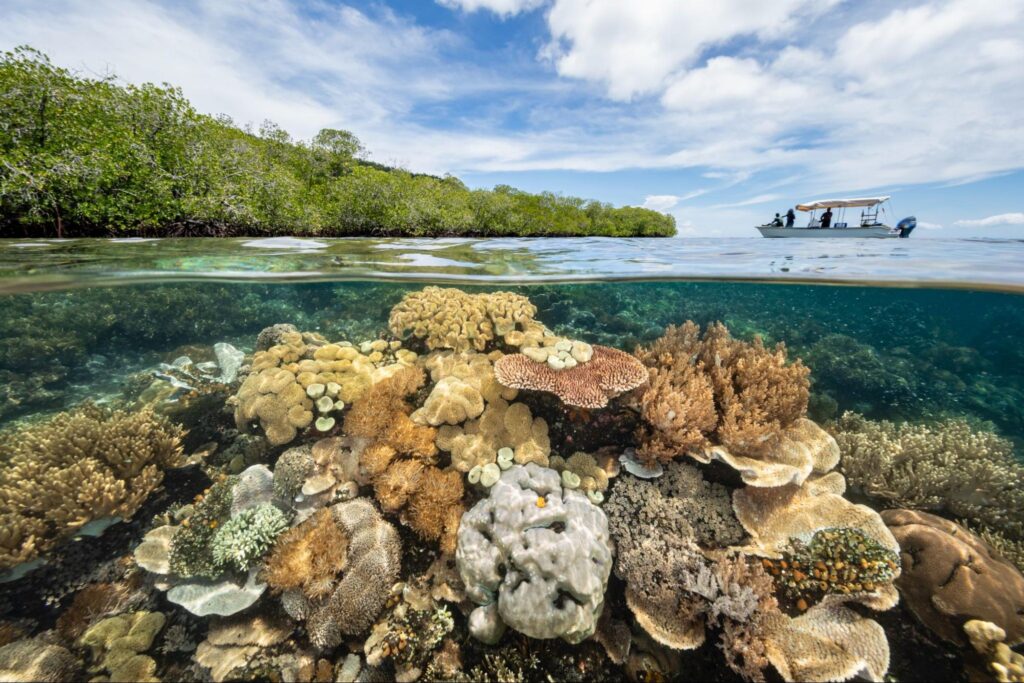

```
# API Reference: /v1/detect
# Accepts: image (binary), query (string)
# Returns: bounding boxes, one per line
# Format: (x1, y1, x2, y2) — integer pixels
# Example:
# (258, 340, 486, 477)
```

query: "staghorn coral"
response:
(494, 345, 648, 409)
(0, 403, 185, 570)
(882, 509, 1024, 646)
(833, 412, 1024, 541)
(457, 463, 613, 644)
(388, 286, 541, 352)
(634, 321, 810, 465)
(234, 331, 418, 446)
(210, 503, 289, 573)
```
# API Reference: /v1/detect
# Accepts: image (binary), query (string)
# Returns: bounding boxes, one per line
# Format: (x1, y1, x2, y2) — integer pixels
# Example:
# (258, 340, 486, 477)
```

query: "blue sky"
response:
(2, 0, 1023, 237)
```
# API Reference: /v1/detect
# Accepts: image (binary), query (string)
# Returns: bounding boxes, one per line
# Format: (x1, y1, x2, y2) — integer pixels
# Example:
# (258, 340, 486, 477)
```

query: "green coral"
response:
(764, 527, 900, 609)
(168, 477, 235, 579)
(211, 503, 289, 573)
(79, 611, 165, 683)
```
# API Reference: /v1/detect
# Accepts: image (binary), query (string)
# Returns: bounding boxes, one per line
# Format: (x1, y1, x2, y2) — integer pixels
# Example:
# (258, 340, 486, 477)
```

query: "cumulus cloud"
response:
(917, 221, 944, 230)
(641, 195, 680, 212)
(953, 213, 1024, 227)
(437, 0, 546, 16)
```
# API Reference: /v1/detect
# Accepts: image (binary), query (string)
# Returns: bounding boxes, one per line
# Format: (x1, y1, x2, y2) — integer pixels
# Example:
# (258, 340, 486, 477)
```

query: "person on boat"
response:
(785, 208, 796, 227)
(770, 212, 783, 227)
(820, 208, 833, 228)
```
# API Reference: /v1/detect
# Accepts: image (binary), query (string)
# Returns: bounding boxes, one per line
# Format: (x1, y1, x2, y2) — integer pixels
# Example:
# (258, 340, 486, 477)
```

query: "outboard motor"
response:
(897, 216, 916, 238)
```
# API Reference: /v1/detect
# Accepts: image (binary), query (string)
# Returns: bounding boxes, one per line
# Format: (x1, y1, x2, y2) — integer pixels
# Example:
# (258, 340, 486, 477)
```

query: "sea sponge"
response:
(494, 345, 648, 409)
(635, 321, 810, 465)
(0, 403, 184, 570)
(882, 509, 1024, 646)
(833, 412, 1024, 541)
(388, 287, 539, 352)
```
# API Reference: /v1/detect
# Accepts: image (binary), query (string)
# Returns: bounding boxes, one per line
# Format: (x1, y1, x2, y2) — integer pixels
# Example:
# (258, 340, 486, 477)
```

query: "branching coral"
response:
(494, 345, 648, 409)
(634, 321, 810, 466)
(0, 403, 184, 570)
(388, 287, 541, 352)
(833, 412, 1024, 541)
(210, 503, 289, 573)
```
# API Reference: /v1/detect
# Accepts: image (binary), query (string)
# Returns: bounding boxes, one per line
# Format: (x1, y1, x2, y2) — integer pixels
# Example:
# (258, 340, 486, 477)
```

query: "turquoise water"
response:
(0, 237, 1022, 682)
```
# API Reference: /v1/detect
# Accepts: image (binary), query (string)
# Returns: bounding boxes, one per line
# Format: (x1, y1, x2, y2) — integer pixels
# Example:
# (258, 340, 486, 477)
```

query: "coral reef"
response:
(388, 287, 541, 352)
(634, 321, 810, 465)
(0, 638, 81, 682)
(210, 503, 289, 573)
(0, 403, 185, 570)
(882, 509, 1024, 646)
(234, 330, 418, 446)
(964, 619, 1024, 682)
(437, 397, 551, 475)
(833, 412, 1024, 542)
(494, 345, 648, 409)
(457, 463, 613, 644)
(364, 583, 455, 682)
(79, 610, 165, 682)
(273, 499, 401, 649)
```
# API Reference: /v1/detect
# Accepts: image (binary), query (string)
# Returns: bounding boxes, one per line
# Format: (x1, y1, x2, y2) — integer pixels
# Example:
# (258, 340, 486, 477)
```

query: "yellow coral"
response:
(442, 397, 550, 472)
(0, 405, 184, 570)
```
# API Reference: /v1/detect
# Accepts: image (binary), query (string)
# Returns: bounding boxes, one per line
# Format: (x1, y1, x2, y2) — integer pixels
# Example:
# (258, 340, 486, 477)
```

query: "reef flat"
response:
(1, 284, 1022, 683)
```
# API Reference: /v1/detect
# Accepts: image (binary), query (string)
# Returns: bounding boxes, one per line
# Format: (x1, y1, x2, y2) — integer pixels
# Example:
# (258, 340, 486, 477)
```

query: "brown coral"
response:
(388, 287, 541, 352)
(0, 404, 184, 570)
(882, 509, 1024, 646)
(635, 321, 810, 465)
(494, 345, 648, 409)
(264, 508, 350, 601)
(407, 468, 465, 554)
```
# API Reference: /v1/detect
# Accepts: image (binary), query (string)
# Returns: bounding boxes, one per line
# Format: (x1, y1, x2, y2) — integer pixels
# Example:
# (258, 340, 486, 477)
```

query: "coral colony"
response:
(1, 285, 1024, 682)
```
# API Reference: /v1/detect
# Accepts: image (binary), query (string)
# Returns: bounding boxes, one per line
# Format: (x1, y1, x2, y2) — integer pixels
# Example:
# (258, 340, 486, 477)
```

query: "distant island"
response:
(0, 48, 674, 238)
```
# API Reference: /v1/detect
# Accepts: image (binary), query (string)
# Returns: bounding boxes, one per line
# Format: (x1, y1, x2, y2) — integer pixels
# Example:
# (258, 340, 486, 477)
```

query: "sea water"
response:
(0, 237, 1022, 682)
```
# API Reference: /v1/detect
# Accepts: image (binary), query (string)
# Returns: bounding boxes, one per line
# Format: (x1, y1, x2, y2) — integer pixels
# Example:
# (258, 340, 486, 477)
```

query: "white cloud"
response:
(917, 221, 944, 230)
(437, 0, 546, 17)
(642, 195, 680, 212)
(953, 213, 1024, 227)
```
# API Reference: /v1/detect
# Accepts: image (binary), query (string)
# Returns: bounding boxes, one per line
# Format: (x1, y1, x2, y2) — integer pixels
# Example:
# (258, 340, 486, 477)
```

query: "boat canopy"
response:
(796, 196, 890, 211)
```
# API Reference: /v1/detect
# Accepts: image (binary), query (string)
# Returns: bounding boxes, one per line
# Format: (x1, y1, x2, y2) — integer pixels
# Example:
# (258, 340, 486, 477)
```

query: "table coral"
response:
(457, 463, 613, 644)
(833, 412, 1024, 542)
(388, 286, 540, 352)
(634, 321, 810, 466)
(0, 403, 184, 570)
(494, 344, 648, 409)
(882, 509, 1024, 646)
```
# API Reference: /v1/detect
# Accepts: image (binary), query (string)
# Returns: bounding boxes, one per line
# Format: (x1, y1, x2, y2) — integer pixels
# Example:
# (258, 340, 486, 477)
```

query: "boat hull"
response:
(756, 225, 902, 238)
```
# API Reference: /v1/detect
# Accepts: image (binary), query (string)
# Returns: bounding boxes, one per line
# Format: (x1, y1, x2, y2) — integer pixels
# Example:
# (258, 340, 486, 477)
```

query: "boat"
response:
(756, 196, 916, 238)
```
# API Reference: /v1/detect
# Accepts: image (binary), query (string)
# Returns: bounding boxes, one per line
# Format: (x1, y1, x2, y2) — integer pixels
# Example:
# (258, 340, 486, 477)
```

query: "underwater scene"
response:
(2, 240, 1024, 683)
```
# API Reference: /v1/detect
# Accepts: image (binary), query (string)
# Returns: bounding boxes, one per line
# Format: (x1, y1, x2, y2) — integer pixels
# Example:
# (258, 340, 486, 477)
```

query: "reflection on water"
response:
(0, 241, 1022, 682)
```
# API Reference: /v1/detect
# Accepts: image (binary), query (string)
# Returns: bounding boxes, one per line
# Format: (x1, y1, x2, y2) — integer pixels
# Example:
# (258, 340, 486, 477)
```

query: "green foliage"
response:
(0, 47, 675, 237)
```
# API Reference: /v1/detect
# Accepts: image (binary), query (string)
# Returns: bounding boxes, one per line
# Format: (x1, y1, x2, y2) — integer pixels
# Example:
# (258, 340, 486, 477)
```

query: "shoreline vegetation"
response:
(0, 48, 675, 239)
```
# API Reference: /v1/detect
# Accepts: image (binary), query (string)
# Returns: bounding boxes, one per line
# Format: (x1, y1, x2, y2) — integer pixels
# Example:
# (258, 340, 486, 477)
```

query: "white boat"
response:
(756, 196, 916, 238)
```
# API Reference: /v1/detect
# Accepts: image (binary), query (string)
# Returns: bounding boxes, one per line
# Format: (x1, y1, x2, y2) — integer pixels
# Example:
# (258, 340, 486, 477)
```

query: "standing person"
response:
(785, 208, 796, 227)
(820, 207, 833, 228)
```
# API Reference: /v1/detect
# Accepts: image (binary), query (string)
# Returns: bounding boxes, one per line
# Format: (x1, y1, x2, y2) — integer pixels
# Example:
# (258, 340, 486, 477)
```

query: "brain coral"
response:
(494, 345, 648, 409)
(457, 463, 613, 644)
(882, 509, 1024, 646)
(0, 403, 184, 570)
(634, 321, 809, 465)
(275, 498, 402, 648)
(388, 286, 542, 352)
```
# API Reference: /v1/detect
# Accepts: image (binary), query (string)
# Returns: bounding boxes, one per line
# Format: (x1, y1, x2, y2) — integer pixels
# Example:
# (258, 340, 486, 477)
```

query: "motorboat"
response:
(756, 196, 916, 238)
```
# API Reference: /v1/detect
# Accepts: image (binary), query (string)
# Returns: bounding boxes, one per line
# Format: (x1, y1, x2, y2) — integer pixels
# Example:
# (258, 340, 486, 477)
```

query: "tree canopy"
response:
(0, 48, 675, 238)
